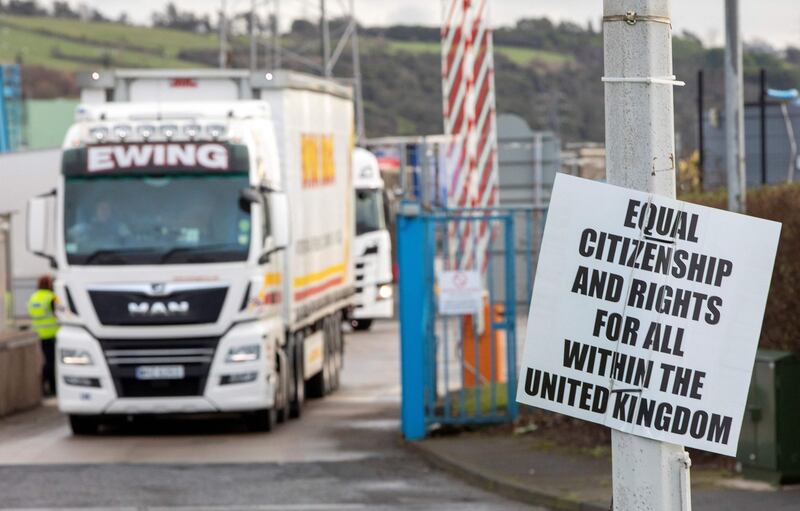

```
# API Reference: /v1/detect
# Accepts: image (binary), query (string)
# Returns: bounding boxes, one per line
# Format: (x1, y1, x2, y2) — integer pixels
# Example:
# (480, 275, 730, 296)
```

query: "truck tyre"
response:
(351, 319, 372, 331)
(69, 415, 101, 435)
(326, 316, 340, 392)
(334, 310, 345, 371)
(306, 323, 330, 398)
(244, 408, 275, 432)
(289, 332, 305, 418)
(276, 352, 290, 424)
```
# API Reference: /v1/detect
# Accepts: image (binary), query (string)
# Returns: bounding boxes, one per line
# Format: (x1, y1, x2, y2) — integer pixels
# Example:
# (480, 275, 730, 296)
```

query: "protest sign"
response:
(516, 174, 781, 455)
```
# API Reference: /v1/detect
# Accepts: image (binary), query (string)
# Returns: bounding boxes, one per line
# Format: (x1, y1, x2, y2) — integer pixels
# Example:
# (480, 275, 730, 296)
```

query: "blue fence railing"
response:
(399, 206, 542, 439)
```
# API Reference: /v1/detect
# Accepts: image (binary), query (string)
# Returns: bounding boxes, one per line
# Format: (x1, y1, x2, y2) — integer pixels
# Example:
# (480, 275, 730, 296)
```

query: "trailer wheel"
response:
(334, 310, 344, 371)
(276, 351, 290, 424)
(289, 332, 306, 417)
(306, 322, 330, 398)
(327, 316, 340, 392)
(244, 408, 275, 432)
(68, 415, 101, 435)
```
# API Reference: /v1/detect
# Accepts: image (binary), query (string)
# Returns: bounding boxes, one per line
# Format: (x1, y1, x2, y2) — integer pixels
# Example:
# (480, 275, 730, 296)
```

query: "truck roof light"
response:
(183, 124, 201, 138)
(207, 124, 227, 139)
(89, 127, 108, 142)
(137, 125, 155, 139)
(91, 71, 100, 81)
(114, 124, 131, 139)
(160, 124, 178, 139)
(265, 72, 274, 80)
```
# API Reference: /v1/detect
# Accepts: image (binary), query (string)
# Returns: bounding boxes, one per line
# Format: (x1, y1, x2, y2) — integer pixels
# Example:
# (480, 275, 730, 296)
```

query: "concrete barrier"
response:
(0, 330, 41, 417)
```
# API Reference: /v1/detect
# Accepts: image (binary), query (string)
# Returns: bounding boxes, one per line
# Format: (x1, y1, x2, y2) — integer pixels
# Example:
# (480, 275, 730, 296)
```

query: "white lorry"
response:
(349, 148, 394, 330)
(26, 69, 354, 434)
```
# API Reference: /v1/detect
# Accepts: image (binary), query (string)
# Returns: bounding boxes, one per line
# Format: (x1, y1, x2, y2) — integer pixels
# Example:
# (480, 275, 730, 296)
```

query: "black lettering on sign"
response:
(522, 367, 609, 413)
(592, 309, 640, 346)
(610, 392, 733, 445)
(570, 266, 624, 302)
(562, 339, 652, 387)
(642, 321, 685, 356)
(659, 362, 706, 400)
(626, 278, 723, 325)
(623, 199, 700, 243)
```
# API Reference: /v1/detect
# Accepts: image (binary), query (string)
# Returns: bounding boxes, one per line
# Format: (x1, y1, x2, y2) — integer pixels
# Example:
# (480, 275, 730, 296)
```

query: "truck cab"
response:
(350, 148, 393, 330)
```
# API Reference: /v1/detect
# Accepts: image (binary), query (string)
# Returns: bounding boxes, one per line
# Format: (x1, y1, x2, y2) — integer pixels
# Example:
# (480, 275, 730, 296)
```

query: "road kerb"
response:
(405, 440, 609, 511)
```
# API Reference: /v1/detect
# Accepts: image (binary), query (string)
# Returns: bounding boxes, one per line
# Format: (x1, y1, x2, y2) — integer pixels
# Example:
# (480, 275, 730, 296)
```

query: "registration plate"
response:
(135, 365, 185, 380)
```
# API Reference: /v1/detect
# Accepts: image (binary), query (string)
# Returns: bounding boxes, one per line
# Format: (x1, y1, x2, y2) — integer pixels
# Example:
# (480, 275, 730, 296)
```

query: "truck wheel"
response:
(327, 317, 340, 392)
(289, 333, 305, 418)
(244, 408, 275, 432)
(351, 319, 372, 331)
(334, 311, 345, 371)
(305, 362, 327, 398)
(306, 323, 330, 399)
(69, 415, 101, 435)
(276, 353, 290, 424)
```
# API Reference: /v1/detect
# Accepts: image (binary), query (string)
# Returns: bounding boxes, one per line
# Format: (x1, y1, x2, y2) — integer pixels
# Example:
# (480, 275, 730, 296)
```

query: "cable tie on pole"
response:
(602, 76, 686, 87)
(603, 11, 672, 27)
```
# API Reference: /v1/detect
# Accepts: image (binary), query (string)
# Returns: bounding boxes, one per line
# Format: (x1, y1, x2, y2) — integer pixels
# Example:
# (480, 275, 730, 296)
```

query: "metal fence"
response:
(375, 127, 550, 438)
(399, 205, 549, 438)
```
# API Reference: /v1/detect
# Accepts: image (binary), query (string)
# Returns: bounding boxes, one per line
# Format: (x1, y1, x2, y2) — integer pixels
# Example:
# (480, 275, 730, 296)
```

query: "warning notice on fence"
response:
(516, 174, 781, 456)
(438, 270, 483, 316)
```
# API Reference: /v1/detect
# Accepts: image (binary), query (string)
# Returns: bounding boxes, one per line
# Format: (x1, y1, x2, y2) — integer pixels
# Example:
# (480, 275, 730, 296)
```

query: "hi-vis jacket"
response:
(27, 289, 59, 340)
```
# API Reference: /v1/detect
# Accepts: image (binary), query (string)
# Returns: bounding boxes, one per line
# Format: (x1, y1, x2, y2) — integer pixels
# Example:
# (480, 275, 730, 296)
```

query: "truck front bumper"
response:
(353, 282, 394, 320)
(57, 320, 279, 416)
(352, 297, 394, 320)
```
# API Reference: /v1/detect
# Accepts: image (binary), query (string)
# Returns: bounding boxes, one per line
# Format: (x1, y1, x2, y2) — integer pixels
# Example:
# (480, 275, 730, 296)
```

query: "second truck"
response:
(27, 69, 354, 433)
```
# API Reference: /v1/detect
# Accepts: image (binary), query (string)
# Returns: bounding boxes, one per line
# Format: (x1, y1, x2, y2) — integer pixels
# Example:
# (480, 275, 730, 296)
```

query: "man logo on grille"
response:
(128, 301, 190, 316)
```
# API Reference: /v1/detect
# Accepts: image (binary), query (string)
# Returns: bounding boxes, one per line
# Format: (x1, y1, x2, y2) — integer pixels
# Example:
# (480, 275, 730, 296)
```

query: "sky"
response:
(68, 0, 799, 49)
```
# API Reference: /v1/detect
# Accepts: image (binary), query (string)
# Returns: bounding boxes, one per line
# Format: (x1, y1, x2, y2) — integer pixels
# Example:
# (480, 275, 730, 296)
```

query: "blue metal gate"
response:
(398, 205, 522, 440)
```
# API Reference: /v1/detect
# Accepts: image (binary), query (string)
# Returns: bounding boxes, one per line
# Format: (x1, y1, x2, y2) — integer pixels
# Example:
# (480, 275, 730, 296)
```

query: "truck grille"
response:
(90, 287, 228, 326)
(99, 337, 218, 398)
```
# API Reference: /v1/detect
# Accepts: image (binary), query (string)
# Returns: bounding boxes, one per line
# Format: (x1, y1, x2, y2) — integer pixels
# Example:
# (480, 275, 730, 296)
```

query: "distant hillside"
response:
(3, 14, 800, 155)
(0, 14, 216, 70)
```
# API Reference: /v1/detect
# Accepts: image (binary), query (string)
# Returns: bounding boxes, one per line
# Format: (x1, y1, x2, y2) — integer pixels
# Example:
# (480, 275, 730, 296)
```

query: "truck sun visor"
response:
(61, 143, 250, 176)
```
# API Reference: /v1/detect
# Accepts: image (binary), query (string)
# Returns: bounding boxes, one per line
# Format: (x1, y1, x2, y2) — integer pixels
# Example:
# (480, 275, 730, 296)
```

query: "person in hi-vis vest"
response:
(27, 275, 59, 396)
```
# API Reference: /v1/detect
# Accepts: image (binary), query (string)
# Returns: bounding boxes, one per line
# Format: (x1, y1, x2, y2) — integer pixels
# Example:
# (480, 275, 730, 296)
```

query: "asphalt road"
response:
(0, 321, 536, 510)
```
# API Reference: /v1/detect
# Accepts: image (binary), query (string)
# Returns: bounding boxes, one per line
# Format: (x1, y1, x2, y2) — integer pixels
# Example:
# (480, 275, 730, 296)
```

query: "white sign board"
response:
(438, 270, 482, 316)
(516, 174, 781, 456)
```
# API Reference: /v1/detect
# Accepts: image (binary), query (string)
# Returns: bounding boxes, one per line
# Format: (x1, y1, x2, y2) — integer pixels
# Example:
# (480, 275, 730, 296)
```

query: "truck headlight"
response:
(226, 344, 260, 363)
(60, 349, 93, 366)
(378, 284, 394, 300)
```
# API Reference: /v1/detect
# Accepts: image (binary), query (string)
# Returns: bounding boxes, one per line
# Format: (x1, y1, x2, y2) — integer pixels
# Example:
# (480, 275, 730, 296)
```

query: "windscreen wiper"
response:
(159, 244, 242, 264)
(81, 248, 160, 265)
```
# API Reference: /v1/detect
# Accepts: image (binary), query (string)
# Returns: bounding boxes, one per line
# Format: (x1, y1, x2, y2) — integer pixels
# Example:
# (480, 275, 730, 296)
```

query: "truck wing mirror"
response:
(26, 194, 57, 268)
(239, 187, 262, 210)
(269, 191, 290, 250)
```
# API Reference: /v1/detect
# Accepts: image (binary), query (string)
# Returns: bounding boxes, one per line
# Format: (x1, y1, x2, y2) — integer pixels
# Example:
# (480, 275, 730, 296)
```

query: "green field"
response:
(0, 15, 215, 71)
(386, 39, 575, 67)
(1, 15, 217, 56)
(0, 25, 198, 70)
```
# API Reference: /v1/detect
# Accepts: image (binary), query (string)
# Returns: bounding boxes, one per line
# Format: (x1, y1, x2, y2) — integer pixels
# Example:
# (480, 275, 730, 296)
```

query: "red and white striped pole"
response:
(441, 0, 499, 274)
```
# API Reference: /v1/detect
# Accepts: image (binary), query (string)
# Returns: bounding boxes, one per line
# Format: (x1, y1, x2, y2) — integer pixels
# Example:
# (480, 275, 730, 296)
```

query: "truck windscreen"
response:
(64, 173, 252, 265)
(355, 189, 386, 235)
